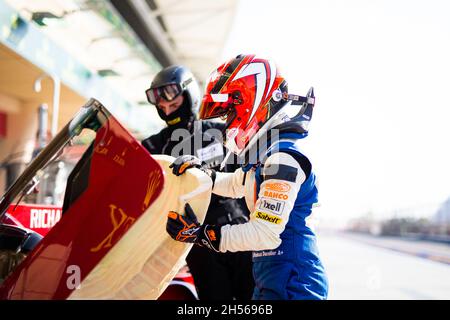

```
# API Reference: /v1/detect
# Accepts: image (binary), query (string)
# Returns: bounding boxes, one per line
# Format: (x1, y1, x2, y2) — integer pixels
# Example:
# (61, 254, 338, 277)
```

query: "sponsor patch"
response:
(30, 208, 61, 229)
(196, 143, 224, 162)
(255, 211, 282, 224)
(258, 198, 284, 215)
(182, 228, 200, 236)
(264, 181, 291, 192)
(167, 117, 181, 125)
(263, 190, 289, 200)
(207, 229, 217, 241)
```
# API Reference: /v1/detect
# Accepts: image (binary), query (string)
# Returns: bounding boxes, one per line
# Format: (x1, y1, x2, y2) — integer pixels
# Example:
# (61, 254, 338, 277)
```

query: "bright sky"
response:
(221, 0, 450, 226)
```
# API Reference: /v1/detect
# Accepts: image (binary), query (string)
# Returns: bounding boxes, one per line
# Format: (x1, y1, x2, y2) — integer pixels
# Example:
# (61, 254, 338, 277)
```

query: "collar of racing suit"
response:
(241, 121, 308, 173)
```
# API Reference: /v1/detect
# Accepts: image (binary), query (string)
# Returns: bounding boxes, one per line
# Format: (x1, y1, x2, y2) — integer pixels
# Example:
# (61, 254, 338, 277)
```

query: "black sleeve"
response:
(283, 151, 312, 179)
(142, 128, 171, 154)
(204, 194, 250, 225)
(260, 151, 312, 185)
(141, 130, 166, 154)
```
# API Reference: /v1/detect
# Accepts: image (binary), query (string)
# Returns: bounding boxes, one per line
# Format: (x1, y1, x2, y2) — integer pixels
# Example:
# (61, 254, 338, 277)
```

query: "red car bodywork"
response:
(0, 99, 178, 299)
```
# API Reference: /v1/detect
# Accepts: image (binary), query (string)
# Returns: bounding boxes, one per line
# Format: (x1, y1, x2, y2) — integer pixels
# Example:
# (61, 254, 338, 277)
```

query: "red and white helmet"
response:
(199, 54, 289, 156)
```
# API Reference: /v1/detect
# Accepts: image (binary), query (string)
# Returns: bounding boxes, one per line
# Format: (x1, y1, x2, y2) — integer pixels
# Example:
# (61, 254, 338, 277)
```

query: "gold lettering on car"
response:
(142, 170, 162, 211)
(96, 147, 108, 155)
(113, 154, 125, 167)
(90, 204, 136, 252)
(95, 136, 113, 155)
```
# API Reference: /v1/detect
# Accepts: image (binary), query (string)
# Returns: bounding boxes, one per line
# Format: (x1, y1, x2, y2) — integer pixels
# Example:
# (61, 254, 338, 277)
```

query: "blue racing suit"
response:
(213, 132, 328, 300)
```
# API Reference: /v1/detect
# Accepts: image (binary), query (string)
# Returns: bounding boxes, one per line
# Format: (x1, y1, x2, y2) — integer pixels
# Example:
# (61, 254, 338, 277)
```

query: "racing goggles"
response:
(145, 78, 193, 105)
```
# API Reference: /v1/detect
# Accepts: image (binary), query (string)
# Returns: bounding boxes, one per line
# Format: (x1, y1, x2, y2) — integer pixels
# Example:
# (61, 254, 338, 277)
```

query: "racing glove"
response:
(169, 155, 203, 176)
(166, 203, 221, 252)
(169, 155, 216, 186)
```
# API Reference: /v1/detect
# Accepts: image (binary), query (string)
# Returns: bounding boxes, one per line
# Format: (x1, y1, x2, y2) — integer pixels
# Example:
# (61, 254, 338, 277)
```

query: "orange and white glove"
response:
(166, 203, 221, 252)
(169, 155, 216, 187)
(169, 155, 203, 176)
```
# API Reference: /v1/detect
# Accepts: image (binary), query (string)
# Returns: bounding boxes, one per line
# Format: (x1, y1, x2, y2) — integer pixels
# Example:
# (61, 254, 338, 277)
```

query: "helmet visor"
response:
(146, 83, 183, 105)
(199, 93, 231, 120)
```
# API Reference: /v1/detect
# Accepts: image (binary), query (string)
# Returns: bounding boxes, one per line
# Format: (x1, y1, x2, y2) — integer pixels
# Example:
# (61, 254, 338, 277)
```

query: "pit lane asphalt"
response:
(317, 231, 450, 299)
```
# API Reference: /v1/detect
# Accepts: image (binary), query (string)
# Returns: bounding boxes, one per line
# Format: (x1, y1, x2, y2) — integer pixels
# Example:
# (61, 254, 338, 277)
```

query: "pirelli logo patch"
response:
(255, 211, 282, 224)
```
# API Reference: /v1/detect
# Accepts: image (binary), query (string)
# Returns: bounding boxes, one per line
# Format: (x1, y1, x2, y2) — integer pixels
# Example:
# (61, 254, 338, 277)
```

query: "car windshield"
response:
(0, 99, 110, 220)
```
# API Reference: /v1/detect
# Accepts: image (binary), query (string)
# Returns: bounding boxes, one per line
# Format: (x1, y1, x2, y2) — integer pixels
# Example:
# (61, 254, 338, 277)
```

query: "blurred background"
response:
(0, 0, 448, 299)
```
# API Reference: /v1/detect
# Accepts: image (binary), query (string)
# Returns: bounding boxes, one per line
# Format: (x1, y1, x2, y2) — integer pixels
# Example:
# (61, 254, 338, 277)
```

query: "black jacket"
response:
(142, 120, 249, 225)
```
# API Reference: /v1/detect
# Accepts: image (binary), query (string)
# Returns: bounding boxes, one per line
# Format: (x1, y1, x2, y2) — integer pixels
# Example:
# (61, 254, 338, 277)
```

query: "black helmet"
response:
(146, 65, 200, 126)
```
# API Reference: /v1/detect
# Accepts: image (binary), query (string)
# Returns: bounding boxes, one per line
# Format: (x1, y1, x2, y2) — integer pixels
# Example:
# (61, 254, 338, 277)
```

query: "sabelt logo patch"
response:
(258, 198, 284, 215)
(265, 182, 291, 192)
(255, 211, 282, 224)
(263, 190, 289, 200)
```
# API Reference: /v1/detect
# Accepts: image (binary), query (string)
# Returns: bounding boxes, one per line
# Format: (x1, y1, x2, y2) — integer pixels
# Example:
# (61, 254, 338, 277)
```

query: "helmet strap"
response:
(282, 92, 315, 106)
